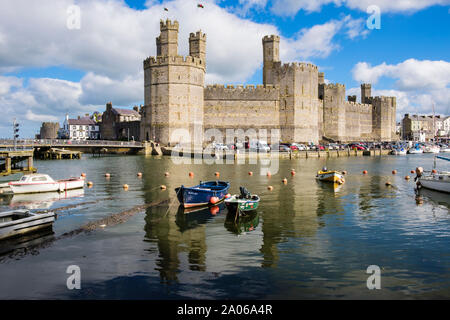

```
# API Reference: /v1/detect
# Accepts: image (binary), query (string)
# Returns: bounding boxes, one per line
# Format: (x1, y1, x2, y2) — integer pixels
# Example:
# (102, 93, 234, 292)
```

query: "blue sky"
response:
(0, 0, 449, 138)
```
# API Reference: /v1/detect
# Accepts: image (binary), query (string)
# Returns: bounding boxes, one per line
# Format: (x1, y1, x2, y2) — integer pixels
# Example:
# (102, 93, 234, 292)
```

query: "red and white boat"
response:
(8, 174, 84, 194)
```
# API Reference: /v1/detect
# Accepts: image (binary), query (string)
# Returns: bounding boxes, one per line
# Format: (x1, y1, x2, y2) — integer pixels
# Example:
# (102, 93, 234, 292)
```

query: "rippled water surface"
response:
(0, 153, 449, 299)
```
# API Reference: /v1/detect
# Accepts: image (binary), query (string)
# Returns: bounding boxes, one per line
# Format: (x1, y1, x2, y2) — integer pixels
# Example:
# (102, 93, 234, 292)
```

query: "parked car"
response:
(349, 143, 365, 150)
(279, 145, 291, 152)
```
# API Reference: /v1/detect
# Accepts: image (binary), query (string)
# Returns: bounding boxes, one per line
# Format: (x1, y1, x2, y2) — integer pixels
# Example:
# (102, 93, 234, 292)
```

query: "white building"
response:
(443, 116, 450, 136)
(60, 115, 100, 140)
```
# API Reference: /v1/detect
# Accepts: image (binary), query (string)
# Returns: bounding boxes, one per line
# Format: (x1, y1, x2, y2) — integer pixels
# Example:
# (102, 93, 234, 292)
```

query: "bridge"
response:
(0, 139, 155, 156)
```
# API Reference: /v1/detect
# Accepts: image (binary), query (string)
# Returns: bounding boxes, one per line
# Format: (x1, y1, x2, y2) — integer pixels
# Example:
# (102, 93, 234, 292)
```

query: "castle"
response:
(141, 20, 397, 145)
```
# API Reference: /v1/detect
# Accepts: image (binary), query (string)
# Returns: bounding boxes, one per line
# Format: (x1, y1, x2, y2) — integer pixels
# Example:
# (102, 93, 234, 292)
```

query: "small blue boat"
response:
(175, 181, 230, 208)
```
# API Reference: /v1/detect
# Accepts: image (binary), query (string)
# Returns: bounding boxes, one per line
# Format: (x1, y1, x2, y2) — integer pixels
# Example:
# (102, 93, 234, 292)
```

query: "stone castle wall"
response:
(203, 85, 280, 134)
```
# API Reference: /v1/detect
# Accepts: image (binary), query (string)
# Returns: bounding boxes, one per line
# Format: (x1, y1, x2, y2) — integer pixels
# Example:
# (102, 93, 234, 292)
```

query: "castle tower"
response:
(361, 83, 372, 104)
(142, 20, 205, 145)
(322, 84, 346, 141)
(318, 72, 325, 85)
(159, 19, 179, 56)
(262, 35, 280, 85)
(189, 31, 206, 63)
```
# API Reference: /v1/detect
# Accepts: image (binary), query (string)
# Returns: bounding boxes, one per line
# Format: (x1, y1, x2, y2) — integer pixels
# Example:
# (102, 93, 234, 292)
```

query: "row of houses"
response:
(401, 114, 450, 142)
(37, 103, 142, 141)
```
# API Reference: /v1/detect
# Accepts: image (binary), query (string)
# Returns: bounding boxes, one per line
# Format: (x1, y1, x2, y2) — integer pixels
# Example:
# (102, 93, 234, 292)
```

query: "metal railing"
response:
(0, 139, 143, 148)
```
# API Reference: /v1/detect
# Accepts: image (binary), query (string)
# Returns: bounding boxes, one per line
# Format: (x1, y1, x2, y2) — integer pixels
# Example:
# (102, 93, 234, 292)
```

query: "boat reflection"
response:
(176, 203, 225, 232)
(0, 227, 55, 257)
(316, 180, 344, 193)
(417, 188, 450, 208)
(224, 211, 260, 235)
(1, 188, 85, 210)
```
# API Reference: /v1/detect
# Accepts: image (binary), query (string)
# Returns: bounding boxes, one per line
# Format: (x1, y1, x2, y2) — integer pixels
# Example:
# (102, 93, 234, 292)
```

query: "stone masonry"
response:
(141, 20, 397, 145)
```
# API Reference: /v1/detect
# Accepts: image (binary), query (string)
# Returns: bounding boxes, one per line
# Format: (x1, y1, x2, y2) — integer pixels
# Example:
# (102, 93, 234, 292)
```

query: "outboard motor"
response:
(239, 186, 251, 199)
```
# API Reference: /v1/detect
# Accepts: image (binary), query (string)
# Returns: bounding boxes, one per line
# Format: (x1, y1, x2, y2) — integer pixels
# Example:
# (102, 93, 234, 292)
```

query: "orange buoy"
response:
(137, 172, 143, 177)
(225, 193, 231, 199)
(215, 172, 220, 177)
(105, 173, 111, 178)
(164, 172, 170, 177)
(405, 176, 410, 180)
(392, 170, 397, 174)
(291, 170, 296, 176)
(248, 171, 253, 176)
(267, 186, 273, 191)
(81, 173, 86, 178)
(210, 196, 219, 204)
(189, 172, 194, 177)
(267, 171, 271, 177)
(342, 171, 347, 175)
(363, 170, 368, 175)
(123, 184, 129, 190)
(282, 178, 288, 184)
(210, 206, 219, 215)
(432, 169, 437, 174)
(385, 181, 392, 186)
(160, 185, 167, 190)
(87, 181, 93, 188)
(411, 170, 415, 174)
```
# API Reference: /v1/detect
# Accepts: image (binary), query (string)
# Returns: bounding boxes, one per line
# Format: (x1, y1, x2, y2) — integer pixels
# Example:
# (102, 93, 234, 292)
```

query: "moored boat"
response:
(316, 167, 345, 184)
(391, 148, 407, 155)
(417, 172, 450, 193)
(175, 180, 230, 208)
(0, 210, 56, 241)
(424, 145, 440, 153)
(415, 156, 450, 193)
(408, 147, 424, 154)
(225, 187, 260, 214)
(8, 174, 84, 194)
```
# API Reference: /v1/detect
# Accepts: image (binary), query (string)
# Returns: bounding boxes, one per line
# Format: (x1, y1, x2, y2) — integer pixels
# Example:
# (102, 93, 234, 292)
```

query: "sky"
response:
(0, 0, 449, 138)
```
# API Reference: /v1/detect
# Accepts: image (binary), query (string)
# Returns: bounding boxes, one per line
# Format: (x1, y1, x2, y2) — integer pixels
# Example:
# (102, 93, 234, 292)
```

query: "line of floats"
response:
(1, 154, 449, 242)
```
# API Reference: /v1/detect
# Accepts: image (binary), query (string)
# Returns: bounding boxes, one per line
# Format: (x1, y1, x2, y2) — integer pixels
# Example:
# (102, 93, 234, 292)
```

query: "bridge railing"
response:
(0, 139, 143, 148)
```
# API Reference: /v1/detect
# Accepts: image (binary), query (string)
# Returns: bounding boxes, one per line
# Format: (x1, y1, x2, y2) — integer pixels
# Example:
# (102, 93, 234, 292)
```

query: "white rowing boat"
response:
(8, 174, 84, 194)
(0, 210, 55, 241)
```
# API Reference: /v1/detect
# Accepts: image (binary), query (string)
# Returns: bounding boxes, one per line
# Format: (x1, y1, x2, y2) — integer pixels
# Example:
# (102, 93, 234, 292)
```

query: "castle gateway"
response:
(141, 20, 397, 145)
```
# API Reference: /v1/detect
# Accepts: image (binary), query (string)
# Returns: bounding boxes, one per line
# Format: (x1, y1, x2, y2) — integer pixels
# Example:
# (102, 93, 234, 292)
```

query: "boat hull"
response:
(175, 181, 230, 208)
(419, 177, 450, 193)
(225, 195, 260, 213)
(0, 210, 55, 241)
(9, 179, 84, 194)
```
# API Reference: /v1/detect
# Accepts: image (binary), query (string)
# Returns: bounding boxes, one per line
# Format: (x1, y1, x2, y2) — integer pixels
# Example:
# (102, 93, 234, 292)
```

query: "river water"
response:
(0, 153, 449, 299)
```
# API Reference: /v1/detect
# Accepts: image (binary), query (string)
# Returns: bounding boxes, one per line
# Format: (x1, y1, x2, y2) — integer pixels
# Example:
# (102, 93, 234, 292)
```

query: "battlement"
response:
(190, 31, 206, 40)
(263, 35, 280, 42)
(345, 101, 372, 112)
(279, 62, 319, 72)
(372, 96, 396, 104)
(324, 83, 345, 89)
(143, 55, 205, 69)
(160, 19, 179, 31)
(204, 84, 280, 101)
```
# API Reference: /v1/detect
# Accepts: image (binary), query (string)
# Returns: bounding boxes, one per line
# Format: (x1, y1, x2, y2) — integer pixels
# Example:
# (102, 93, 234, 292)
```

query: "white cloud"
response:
(281, 15, 367, 61)
(270, 0, 450, 16)
(352, 59, 450, 91)
(348, 58, 450, 119)
(25, 110, 59, 122)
